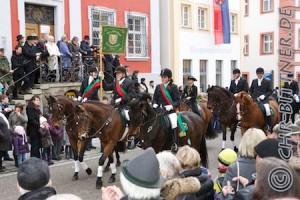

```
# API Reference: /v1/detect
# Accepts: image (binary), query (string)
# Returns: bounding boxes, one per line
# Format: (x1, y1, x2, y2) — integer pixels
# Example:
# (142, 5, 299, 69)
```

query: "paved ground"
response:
(0, 129, 242, 200)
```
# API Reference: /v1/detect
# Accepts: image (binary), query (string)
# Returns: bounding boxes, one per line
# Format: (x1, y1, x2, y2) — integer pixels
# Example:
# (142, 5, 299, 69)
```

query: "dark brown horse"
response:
(45, 95, 93, 180)
(72, 101, 127, 189)
(127, 96, 209, 168)
(178, 100, 217, 140)
(207, 86, 238, 151)
(234, 91, 280, 134)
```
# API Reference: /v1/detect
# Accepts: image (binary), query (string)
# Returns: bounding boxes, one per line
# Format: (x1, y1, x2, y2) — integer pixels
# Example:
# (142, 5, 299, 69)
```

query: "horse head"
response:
(73, 105, 90, 141)
(45, 94, 65, 127)
(207, 86, 221, 110)
(234, 91, 253, 116)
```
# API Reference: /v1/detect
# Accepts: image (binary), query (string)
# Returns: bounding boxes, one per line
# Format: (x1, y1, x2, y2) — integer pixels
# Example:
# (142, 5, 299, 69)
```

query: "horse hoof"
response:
(104, 166, 109, 172)
(86, 168, 92, 175)
(72, 175, 78, 181)
(108, 176, 116, 183)
(234, 147, 238, 153)
(96, 179, 103, 189)
(116, 160, 121, 167)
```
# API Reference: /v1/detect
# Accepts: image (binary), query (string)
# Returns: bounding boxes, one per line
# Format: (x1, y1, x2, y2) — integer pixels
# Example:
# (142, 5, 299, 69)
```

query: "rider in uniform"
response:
(229, 68, 249, 123)
(103, 66, 136, 149)
(283, 71, 299, 103)
(153, 68, 181, 153)
(249, 67, 273, 132)
(181, 76, 201, 116)
(78, 66, 100, 102)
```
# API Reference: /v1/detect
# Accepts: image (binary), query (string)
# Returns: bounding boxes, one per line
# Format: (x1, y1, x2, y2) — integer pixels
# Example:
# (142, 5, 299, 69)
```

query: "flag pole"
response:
(99, 13, 103, 103)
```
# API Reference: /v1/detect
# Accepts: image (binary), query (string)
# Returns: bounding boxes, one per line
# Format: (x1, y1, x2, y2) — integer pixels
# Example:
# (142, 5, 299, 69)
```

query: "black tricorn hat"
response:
(16, 34, 24, 41)
(188, 76, 197, 81)
(121, 147, 164, 188)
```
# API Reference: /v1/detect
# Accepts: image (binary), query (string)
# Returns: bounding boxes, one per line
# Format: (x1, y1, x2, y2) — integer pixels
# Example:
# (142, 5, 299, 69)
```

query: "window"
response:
(244, 35, 249, 56)
(183, 60, 192, 85)
(181, 5, 191, 28)
(261, 0, 273, 13)
(245, 0, 249, 16)
(90, 8, 115, 45)
(197, 7, 207, 30)
(216, 60, 222, 86)
(231, 60, 237, 72)
(126, 13, 148, 58)
(199, 60, 207, 92)
(230, 13, 238, 33)
(260, 32, 274, 54)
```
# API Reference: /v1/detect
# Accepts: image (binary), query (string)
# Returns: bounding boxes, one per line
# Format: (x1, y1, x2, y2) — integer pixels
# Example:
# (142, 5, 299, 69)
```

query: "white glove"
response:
(153, 103, 158, 108)
(98, 71, 104, 79)
(164, 105, 173, 111)
(259, 95, 265, 100)
(115, 98, 122, 104)
(77, 96, 82, 102)
(82, 97, 87, 102)
(294, 94, 300, 103)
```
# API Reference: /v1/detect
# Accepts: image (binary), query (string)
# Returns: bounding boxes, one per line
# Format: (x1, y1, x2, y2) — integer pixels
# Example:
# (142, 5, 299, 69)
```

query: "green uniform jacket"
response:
(0, 56, 12, 83)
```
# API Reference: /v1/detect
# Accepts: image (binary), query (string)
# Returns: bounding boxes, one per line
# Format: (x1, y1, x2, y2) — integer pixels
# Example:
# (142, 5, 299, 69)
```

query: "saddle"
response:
(256, 100, 274, 117)
(160, 113, 189, 137)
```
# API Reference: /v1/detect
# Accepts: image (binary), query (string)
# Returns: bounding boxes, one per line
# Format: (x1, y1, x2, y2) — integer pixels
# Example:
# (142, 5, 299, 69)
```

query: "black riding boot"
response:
(127, 136, 136, 150)
(266, 116, 272, 132)
(171, 128, 179, 153)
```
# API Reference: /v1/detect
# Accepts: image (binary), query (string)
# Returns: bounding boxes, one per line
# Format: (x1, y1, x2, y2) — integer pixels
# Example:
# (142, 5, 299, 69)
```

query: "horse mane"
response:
(214, 86, 233, 98)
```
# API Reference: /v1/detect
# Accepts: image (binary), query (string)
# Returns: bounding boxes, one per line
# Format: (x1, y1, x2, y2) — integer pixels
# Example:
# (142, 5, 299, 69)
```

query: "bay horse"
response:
(45, 95, 93, 180)
(71, 101, 127, 189)
(127, 95, 209, 168)
(234, 91, 280, 134)
(178, 100, 217, 140)
(206, 86, 238, 151)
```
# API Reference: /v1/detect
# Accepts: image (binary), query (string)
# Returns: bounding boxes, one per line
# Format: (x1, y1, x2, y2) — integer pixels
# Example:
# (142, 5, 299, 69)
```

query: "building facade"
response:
(160, 0, 241, 91)
(242, 0, 300, 87)
(0, 0, 161, 80)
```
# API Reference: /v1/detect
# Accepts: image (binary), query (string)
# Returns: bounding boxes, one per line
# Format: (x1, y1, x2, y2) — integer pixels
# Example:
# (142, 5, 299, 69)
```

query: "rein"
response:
(209, 91, 235, 116)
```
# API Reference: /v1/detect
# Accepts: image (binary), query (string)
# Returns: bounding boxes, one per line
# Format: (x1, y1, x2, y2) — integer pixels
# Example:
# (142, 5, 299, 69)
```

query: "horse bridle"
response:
(208, 91, 235, 115)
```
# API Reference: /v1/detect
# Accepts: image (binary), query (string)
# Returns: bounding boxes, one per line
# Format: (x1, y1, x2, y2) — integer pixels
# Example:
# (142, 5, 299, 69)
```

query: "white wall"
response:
(0, 0, 13, 61)
(242, 0, 279, 86)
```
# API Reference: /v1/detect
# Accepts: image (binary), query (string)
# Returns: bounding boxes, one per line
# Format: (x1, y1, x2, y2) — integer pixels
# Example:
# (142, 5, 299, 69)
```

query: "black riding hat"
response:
(160, 68, 172, 78)
(188, 76, 197, 81)
(115, 66, 126, 74)
(88, 66, 98, 73)
(233, 68, 240, 74)
(288, 71, 294, 77)
(256, 67, 264, 74)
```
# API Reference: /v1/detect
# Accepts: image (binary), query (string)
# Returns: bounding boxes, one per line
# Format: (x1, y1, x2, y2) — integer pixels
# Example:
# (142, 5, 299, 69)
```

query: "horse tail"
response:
(199, 134, 209, 168)
(205, 118, 218, 139)
(115, 141, 126, 153)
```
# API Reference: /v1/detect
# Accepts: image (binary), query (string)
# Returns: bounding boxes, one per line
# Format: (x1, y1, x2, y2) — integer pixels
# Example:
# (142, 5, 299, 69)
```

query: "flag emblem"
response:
(109, 34, 118, 45)
(215, 0, 225, 5)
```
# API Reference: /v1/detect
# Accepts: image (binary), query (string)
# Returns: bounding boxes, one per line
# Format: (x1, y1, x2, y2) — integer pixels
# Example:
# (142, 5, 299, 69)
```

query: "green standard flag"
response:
(102, 26, 128, 54)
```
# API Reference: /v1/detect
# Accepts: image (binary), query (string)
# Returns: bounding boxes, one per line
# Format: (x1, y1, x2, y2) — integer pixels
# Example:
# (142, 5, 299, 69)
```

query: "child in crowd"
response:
(39, 116, 54, 165)
(12, 126, 29, 166)
(214, 148, 237, 194)
(63, 122, 73, 160)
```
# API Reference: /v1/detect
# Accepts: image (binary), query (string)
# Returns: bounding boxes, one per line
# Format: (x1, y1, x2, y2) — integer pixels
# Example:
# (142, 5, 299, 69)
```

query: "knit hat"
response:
(17, 158, 50, 191)
(218, 148, 237, 166)
(40, 116, 48, 124)
(254, 139, 289, 159)
(287, 124, 300, 135)
(121, 148, 164, 188)
(14, 126, 27, 145)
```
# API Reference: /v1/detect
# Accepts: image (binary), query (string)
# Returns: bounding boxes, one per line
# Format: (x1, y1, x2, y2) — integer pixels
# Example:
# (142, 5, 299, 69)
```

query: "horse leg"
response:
(96, 153, 107, 189)
(108, 154, 116, 183)
(70, 139, 79, 181)
(115, 149, 121, 167)
(230, 126, 238, 153)
(78, 140, 92, 176)
(102, 144, 110, 172)
(222, 125, 226, 150)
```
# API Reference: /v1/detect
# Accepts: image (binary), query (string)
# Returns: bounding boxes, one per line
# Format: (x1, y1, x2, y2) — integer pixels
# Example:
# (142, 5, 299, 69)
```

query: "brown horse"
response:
(45, 95, 93, 180)
(234, 91, 280, 134)
(72, 101, 127, 189)
(206, 86, 239, 151)
(178, 100, 217, 140)
(127, 95, 209, 168)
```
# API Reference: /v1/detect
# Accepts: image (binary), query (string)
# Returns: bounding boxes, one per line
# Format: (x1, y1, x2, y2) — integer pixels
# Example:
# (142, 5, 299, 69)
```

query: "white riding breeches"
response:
(236, 103, 241, 120)
(123, 109, 130, 121)
(168, 113, 177, 129)
(264, 104, 271, 116)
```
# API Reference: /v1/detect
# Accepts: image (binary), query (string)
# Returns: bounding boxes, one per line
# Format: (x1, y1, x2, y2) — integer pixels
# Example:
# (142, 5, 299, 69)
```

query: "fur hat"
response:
(121, 147, 163, 188)
(160, 177, 201, 200)
(254, 139, 289, 159)
(39, 116, 48, 124)
(17, 158, 50, 191)
(218, 148, 237, 166)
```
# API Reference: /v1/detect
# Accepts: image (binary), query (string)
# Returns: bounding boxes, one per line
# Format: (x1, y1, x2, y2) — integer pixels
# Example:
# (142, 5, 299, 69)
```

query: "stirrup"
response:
(171, 143, 178, 153)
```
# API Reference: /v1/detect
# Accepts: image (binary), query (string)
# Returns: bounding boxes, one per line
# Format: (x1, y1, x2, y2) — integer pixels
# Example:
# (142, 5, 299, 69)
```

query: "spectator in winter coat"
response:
(0, 48, 13, 94)
(48, 114, 64, 161)
(39, 116, 54, 165)
(59, 35, 72, 68)
(17, 157, 56, 199)
(13, 126, 29, 166)
(0, 111, 12, 172)
(8, 102, 28, 130)
(0, 94, 13, 119)
(46, 35, 61, 82)
(80, 35, 93, 64)
(132, 70, 140, 95)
